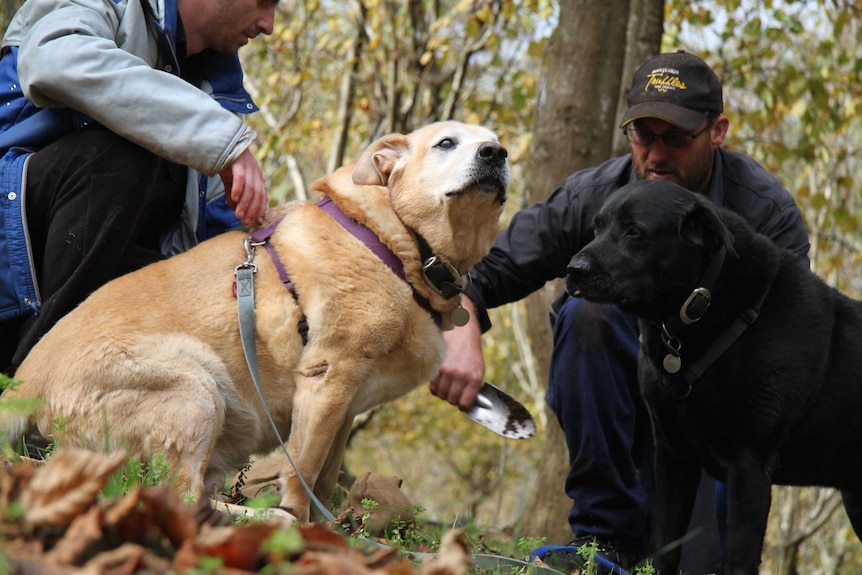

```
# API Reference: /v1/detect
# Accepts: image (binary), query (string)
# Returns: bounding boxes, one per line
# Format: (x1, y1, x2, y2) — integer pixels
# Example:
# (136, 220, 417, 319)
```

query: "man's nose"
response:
(646, 137, 671, 161)
(258, 6, 275, 35)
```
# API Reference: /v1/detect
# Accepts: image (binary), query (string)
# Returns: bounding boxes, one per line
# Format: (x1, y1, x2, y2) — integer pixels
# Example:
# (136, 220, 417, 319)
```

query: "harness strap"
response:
(249, 218, 309, 342)
(317, 197, 441, 324)
(246, 198, 441, 342)
(317, 197, 403, 276)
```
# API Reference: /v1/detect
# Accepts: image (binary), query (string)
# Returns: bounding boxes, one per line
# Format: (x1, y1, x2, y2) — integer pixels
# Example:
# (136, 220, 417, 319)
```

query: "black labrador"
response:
(566, 179, 862, 575)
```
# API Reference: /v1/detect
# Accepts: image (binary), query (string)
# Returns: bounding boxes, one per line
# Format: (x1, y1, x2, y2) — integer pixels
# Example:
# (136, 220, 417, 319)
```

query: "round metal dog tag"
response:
(451, 306, 470, 327)
(663, 353, 682, 374)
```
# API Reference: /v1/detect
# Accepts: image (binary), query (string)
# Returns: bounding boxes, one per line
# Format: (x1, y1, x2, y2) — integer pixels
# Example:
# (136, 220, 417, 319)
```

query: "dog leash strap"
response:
(236, 266, 258, 363)
(235, 260, 336, 523)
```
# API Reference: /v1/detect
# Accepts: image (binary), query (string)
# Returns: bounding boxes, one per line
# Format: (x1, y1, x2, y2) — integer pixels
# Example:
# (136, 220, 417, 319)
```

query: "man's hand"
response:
(430, 297, 485, 411)
(220, 148, 268, 227)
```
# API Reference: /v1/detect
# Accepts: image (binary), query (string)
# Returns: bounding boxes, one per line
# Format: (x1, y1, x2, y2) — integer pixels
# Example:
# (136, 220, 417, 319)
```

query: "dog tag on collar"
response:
(663, 353, 682, 374)
(451, 305, 470, 327)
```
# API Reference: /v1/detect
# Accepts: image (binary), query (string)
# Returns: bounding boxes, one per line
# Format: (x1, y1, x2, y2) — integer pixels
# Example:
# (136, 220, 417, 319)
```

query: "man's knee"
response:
(27, 126, 173, 236)
(30, 125, 162, 192)
(554, 296, 637, 352)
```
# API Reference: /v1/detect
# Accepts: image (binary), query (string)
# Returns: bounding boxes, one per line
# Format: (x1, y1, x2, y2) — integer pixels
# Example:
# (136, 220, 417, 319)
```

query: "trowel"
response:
(465, 382, 536, 439)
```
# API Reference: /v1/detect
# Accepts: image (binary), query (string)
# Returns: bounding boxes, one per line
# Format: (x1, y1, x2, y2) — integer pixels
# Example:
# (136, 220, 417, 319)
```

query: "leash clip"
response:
(235, 236, 263, 274)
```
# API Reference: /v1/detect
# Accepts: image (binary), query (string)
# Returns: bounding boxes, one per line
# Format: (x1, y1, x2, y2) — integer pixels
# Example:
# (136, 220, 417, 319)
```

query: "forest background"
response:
(1, 0, 860, 573)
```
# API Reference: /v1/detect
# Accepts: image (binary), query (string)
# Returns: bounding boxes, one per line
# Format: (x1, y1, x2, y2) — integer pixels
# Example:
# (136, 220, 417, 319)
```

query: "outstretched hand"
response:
(429, 297, 485, 411)
(220, 148, 268, 227)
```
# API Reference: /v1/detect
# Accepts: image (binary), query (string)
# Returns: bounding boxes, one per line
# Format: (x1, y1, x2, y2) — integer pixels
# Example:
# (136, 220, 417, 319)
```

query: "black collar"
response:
(414, 232, 471, 300)
(663, 246, 726, 333)
(657, 246, 772, 397)
(659, 246, 726, 376)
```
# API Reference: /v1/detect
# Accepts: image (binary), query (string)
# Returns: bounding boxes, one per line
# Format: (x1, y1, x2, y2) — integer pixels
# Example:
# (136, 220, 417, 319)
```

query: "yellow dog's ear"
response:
(352, 133, 409, 186)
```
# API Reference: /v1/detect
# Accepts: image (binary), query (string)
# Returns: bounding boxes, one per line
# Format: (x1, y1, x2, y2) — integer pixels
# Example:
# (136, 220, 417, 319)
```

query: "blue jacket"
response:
(0, 0, 259, 321)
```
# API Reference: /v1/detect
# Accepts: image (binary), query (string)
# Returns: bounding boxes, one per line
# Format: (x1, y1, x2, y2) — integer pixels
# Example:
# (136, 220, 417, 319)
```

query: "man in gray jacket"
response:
(0, 0, 275, 374)
(431, 51, 810, 572)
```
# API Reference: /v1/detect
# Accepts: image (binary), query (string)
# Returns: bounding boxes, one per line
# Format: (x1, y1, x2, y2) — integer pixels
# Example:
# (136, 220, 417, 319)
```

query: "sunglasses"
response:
(624, 121, 713, 148)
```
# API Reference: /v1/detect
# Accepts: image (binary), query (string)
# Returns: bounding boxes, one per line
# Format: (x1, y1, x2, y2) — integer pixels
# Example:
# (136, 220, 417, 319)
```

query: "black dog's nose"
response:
(566, 256, 590, 296)
(478, 142, 508, 165)
(567, 256, 590, 276)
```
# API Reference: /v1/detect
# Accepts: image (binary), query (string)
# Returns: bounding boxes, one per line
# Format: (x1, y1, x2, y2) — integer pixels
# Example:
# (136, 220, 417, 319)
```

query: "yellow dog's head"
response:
(351, 121, 509, 275)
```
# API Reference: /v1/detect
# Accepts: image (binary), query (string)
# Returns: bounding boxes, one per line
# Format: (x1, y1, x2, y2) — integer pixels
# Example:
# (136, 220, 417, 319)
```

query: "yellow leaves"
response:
(527, 39, 544, 60)
(789, 99, 806, 119)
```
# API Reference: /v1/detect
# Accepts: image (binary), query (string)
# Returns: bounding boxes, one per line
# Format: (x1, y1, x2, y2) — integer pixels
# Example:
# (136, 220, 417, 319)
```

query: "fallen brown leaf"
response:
(195, 523, 279, 570)
(46, 505, 104, 565)
(416, 529, 472, 575)
(22, 449, 126, 529)
(0, 449, 498, 575)
(81, 542, 171, 575)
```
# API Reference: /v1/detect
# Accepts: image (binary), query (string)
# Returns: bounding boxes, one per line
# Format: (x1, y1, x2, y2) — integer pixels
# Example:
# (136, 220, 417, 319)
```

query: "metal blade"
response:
(464, 382, 536, 439)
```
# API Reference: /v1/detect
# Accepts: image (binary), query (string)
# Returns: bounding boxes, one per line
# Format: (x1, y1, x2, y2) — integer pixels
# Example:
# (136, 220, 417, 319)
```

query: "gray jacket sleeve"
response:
(6, 0, 252, 176)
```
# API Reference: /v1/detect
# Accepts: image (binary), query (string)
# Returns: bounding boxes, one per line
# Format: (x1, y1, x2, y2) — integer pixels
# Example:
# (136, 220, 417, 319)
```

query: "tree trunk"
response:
(518, 0, 664, 542)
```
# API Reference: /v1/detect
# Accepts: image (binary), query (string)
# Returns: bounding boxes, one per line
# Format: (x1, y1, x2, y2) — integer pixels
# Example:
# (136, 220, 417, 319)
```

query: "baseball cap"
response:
(620, 50, 723, 131)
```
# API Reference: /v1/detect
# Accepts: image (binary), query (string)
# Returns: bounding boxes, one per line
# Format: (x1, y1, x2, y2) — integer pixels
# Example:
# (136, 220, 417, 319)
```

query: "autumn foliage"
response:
(0, 448, 476, 574)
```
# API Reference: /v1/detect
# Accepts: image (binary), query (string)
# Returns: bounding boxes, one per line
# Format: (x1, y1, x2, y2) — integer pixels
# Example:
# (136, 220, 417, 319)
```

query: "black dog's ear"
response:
(679, 201, 736, 256)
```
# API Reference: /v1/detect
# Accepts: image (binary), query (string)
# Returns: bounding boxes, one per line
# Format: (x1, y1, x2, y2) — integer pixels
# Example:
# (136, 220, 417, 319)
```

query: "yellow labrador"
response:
(3, 121, 508, 521)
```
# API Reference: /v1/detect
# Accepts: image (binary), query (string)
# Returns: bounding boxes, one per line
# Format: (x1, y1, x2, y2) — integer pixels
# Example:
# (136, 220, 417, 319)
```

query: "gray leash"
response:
(235, 239, 336, 522)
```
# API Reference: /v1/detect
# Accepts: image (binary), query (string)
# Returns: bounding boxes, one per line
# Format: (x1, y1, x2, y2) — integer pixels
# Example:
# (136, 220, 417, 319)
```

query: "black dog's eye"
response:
(623, 225, 643, 239)
(435, 138, 456, 150)
(592, 214, 607, 232)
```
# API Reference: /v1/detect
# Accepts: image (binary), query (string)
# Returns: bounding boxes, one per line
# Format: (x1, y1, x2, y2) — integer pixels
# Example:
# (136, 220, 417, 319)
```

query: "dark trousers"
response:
(1, 125, 185, 371)
(546, 295, 724, 573)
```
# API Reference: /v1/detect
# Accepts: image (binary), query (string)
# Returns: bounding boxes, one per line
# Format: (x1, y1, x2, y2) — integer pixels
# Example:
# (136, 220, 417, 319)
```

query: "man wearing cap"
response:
(430, 51, 810, 571)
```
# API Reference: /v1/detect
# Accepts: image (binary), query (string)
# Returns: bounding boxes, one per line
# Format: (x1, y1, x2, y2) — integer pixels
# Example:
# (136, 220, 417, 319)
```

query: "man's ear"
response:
(679, 200, 736, 256)
(351, 133, 409, 186)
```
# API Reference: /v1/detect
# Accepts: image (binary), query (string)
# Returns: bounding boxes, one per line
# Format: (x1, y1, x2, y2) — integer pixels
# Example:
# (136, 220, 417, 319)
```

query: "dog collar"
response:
(660, 246, 726, 374)
(413, 232, 469, 299)
(413, 231, 472, 326)
(657, 245, 772, 397)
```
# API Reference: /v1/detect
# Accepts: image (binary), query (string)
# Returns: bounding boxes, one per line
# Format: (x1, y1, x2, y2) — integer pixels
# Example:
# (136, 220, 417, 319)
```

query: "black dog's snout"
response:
(566, 255, 591, 295)
(567, 257, 590, 275)
(478, 141, 508, 165)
